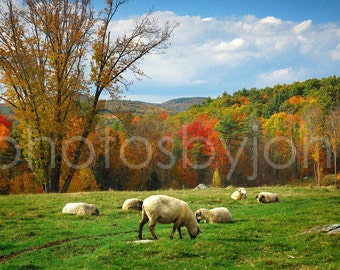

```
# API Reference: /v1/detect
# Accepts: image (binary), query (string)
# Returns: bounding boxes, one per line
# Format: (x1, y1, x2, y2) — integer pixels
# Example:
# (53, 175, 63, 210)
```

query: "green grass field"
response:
(0, 187, 339, 269)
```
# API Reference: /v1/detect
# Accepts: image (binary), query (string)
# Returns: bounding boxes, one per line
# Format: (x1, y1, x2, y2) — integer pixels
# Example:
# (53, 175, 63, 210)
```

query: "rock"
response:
(303, 224, 340, 234)
(194, 184, 210, 190)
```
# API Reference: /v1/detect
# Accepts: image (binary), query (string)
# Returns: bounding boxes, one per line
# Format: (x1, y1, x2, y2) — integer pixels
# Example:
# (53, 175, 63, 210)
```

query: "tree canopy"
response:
(0, 0, 177, 193)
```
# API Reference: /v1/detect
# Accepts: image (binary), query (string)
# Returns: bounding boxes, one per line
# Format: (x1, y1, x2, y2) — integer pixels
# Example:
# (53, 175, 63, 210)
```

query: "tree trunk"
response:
(334, 151, 337, 188)
(60, 90, 100, 193)
(51, 152, 62, 193)
(60, 129, 91, 193)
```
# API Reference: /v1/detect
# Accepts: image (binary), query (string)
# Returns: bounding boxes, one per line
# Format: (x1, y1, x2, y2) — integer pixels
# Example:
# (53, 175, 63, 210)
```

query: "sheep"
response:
(122, 198, 143, 211)
(62, 202, 99, 216)
(195, 207, 232, 223)
(256, 192, 279, 203)
(231, 187, 247, 200)
(138, 195, 201, 240)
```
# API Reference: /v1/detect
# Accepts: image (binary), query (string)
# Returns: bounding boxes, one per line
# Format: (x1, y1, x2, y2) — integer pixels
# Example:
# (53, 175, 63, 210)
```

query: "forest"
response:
(0, 75, 339, 194)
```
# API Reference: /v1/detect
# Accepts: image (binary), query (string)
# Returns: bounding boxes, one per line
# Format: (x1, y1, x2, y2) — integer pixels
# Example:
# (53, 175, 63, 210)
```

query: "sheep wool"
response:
(122, 198, 143, 211)
(195, 207, 232, 223)
(138, 195, 201, 240)
(62, 202, 99, 216)
(256, 192, 279, 203)
(231, 188, 247, 200)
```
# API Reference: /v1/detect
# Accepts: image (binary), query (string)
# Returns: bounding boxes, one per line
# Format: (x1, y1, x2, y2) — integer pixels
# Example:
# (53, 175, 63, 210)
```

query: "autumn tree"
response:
(0, 0, 177, 192)
(326, 109, 340, 187)
(302, 104, 325, 187)
(0, 115, 12, 150)
(178, 114, 219, 184)
(0, 115, 12, 194)
(211, 168, 221, 188)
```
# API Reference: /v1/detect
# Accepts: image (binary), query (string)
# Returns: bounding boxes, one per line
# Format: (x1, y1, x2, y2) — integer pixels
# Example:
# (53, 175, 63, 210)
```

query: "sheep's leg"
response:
(138, 211, 149, 240)
(149, 222, 158, 240)
(170, 226, 176, 239)
(177, 227, 183, 239)
(170, 226, 182, 239)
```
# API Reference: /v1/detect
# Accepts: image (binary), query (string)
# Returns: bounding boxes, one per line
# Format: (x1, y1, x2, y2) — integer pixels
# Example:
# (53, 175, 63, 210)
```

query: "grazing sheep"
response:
(138, 195, 201, 240)
(195, 207, 232, 223)
(122, 198, 143, 211)
(256, 192, 279, 203)
(231, 188, 247, 200)
(62, 202, 99, 216)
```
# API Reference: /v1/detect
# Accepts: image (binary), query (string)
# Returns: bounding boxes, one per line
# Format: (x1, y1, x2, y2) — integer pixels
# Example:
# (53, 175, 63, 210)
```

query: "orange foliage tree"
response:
(0, 115, 12, 147)
(177, 114, 219, 185)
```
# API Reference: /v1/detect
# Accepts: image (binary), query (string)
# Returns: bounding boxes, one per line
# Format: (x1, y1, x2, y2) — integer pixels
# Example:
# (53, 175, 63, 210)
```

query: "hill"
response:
(104, 97, 207, 114)
(104, 99, 171, 115)
(160, 97, 207, 112)
(0, 97, 207, 117)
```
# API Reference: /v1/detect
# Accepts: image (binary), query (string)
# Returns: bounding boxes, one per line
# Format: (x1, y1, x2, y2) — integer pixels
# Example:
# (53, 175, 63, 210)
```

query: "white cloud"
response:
(106, 12, 340, 100)
(258, 68, 293, 84)
(202, 17, 214, 22)
(330, 44, 340, 60)
(257, 68, 308, 86)
(260, 16, 282, 25)
(293, 20, 312, 34)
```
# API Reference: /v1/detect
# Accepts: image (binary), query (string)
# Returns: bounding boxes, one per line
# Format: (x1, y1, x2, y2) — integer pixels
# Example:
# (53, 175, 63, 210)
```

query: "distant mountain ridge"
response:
(160, 97, 207, 112)
(104, 97, 207, 114)
(0, 97, 207, 116)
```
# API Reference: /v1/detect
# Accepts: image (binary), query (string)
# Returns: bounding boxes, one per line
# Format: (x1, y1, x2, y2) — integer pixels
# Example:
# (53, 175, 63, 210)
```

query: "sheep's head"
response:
(87, 204, 99, 216)
(195, 209, 204, 222)
(239, 188, 247, 199)
(93, 208, 100, 216)
(256, 194, 265, 203)
(189, 226, 201, 239)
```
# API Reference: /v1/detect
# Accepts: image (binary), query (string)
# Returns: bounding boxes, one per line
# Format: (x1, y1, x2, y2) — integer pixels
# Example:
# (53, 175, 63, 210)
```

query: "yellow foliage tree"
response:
(0, 0, 177, 193)
(211, 168, 222, 188)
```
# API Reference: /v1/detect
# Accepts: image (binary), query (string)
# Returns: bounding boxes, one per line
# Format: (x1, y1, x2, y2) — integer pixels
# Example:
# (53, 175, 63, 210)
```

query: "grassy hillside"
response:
(0, 187, 339, 269)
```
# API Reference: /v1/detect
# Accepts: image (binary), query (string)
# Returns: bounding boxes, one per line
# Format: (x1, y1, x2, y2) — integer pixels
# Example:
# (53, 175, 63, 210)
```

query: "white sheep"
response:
(122, 198, 143, 211)
(62, 202, 99, 216)
(231, 188, 247, 200)
(195, 207, 232, 223)
(256, 192, 279, 203)
(138, 195, 201, 240)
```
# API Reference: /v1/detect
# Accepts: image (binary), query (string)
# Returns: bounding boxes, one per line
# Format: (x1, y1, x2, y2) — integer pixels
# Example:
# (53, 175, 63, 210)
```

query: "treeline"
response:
(1, 76, 339, 194)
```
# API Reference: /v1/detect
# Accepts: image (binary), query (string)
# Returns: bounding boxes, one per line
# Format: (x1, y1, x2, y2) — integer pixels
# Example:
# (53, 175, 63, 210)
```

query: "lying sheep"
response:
(122, 198, 143, 211)
(62, 202, 99, 216)
(256, 192, 279, 203)
(138, 195, 201, 240)
(195, 207, 232, 223)
(231, 188, 247, 200)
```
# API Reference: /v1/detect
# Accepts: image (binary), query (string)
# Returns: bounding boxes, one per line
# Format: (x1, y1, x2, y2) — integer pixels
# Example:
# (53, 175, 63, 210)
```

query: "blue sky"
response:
(96, 0, 340, 103)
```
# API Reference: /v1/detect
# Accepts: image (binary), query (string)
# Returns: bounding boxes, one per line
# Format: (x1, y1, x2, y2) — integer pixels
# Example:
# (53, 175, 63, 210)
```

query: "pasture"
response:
(0, 187, 339, 269)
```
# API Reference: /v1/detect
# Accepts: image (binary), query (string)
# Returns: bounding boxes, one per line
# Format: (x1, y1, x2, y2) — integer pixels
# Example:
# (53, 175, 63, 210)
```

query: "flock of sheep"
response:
(61, 188, 279, 241)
